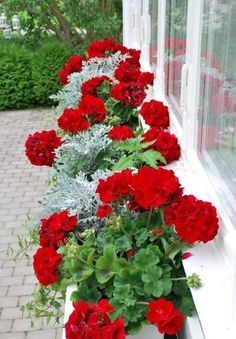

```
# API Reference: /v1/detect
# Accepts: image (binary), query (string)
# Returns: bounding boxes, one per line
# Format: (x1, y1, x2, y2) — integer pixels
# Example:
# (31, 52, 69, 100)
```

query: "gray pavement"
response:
(0, 109, 63, 339)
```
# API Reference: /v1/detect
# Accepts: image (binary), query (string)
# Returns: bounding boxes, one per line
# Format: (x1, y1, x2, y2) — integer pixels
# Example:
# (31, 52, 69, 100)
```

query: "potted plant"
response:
(13, 39, 219, 339)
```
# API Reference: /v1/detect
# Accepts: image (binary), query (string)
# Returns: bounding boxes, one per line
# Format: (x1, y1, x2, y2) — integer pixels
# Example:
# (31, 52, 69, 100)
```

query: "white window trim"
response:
(122, 0, 236, 338)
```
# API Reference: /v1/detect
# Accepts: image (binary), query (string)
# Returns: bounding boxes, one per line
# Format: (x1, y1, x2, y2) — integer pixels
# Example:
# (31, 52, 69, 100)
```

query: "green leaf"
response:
(112, 155, 134, 171)
(138, 149, 166, 168)
(134, 247, 160, 269)
(95, 245, 119, 284)
(71, 284, 101, 304)
(142, 266, 172, 297)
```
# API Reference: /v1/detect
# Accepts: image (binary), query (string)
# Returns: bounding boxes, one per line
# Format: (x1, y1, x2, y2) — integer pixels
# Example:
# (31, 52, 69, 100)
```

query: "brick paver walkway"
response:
(0, 109, 63, 339)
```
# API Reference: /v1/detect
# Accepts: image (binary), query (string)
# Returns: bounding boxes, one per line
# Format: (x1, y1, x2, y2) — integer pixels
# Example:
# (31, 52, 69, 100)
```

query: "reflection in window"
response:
(165, 0, 188, 122)
(149, 0, 158, 70)
(199, 0, 236, 213)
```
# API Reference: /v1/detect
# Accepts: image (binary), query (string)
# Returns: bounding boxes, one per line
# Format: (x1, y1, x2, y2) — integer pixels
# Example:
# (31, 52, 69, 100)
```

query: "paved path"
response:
(0, 109, 63, 339)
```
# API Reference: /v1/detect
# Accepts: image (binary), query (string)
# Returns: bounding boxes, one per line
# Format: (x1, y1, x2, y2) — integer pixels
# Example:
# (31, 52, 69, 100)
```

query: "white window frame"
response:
(123, 1, 236, 338)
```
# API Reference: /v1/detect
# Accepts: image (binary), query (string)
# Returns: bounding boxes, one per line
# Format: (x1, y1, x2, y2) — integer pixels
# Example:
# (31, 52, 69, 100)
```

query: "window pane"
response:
(149, 0, 158, 70)
(199, 0, 236, 216)
(165, 0, 188, 122)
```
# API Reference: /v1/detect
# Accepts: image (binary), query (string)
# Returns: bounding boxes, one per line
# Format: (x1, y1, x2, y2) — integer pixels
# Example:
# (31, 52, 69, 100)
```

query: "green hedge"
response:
(0, 39, 72, 111)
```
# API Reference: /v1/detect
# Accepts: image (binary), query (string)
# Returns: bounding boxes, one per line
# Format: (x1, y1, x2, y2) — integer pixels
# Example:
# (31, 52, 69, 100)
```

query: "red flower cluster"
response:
(39, 210, 77, 248)
(146, 298, 184, 335)
(138, 72, 154, 87)
(173, 195, 219, 244)
(57, 108, 90, 133)
(58, 55, 84, 85)
(114, 61, 154, 87)
(96, 204, 113, 218)
(81, 76, 111, 96)
(108, 125, 134, 141)
(33, 247, 61, 286)
(87, 39, 119, 58)
(65, 299, 125, 339)
(96, 167, 181, 211)
(131, 167, 181, 209)
(114, 61, 141, 82)
(110, 82, 146, 107)
(142, 128, 180, 164)
(96, 169, 132, 204)
(78, 94, 107, 122)
(140, 100, 170, 129)
(25, 130, 62, 167)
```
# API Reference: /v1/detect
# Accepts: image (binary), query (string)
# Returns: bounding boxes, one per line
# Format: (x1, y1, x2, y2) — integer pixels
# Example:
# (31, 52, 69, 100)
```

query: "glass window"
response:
(165, 0, 188, 122)
(199, 0, 236, 217)
(149, 0, 158, 71)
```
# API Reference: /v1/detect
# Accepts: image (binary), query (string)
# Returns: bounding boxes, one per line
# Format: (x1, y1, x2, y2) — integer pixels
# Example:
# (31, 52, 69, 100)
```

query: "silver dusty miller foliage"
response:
(50, 52, 127, 115)
(40, 169, 111, 230)
(54, 124, 112, 177)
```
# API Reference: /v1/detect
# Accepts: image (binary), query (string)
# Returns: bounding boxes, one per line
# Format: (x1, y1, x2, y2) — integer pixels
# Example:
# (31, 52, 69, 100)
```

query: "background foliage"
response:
(0, 38, 72, 110)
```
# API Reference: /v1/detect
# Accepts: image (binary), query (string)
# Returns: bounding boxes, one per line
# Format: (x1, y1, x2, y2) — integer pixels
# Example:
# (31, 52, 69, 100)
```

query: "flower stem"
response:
(136, 301, 148, 305)
(171, 277, 187, 281)
(146, 208, 153, 228)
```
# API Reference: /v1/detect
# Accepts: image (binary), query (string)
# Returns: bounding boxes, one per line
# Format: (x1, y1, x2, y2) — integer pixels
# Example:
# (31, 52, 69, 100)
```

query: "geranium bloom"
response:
(140, 100, 169, 129)
(96, 169, 132, 203)
(78, 94, 107, 122)
(58, 55, 84, 85)
(65, 299, 125, 339)
(114, 61, 141, 82)
(142, 128, 180, 164)
(96, 204, 113, 218)
(39, 210, 77, 248)
(87, 39, 118, 58)
(110, 82, 146, 107)
(81, 76, 111, 96)
(146, 298, 184, 335)
(108, 125, 135, 141)
(131, 167, 181, 209)
(33, 247, 61, 286)
(173, 195, 219, 244)
(57, 108, 90, 132)
(138, 72, 154, 87)
(25, 130, 62, 167)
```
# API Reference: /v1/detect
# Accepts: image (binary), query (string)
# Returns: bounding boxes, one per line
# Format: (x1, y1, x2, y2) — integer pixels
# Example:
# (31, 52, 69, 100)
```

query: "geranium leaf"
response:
(112, 155, 134, 171)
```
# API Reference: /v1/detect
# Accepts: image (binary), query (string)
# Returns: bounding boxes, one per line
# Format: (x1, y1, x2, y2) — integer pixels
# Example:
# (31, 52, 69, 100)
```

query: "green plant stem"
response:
(159, 207, 165, 226)
(136, 301, 148, 305)
(120, 224, 131, 241)
(146, 208, 153, 228)
(171, 277, 187, 281)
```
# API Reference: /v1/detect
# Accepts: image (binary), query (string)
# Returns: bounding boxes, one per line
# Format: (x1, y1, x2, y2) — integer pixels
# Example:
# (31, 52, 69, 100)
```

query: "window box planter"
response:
(62, 285, 164, 339)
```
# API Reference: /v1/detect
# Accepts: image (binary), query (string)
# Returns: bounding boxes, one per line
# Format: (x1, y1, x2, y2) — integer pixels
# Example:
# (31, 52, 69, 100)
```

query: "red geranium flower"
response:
(146, 298, 184, 335)
(96, 204, 113, 218)
(114, 61, 141, 82)
(57, 108, 90, 132)
(108, 125, 135, 141)
(87, 39, 118, 58)
(65, 299, 125, 339)
(58, 55, 84, 85)
(142, 128, 180, 164)
(81, 76, 111, 96)
(78, 94, 107, 122)
(33, 247, 61, 286)
(25, 130, 62, 167)
(173, 195, 219, 244)
(39, 210, 77, 248)
(110, 82, 146, 107)
(140, 100, 170, 129)
(131, 167, 181, 209)
(96, 169, 132, 203)
(138, 72, 154, 87)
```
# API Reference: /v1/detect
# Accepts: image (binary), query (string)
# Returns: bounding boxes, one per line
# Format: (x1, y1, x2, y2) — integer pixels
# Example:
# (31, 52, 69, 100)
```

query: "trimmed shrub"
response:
(31, 40, 72, 106)
(0, 38, 72, 110)
(0, 43, 34, 110)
